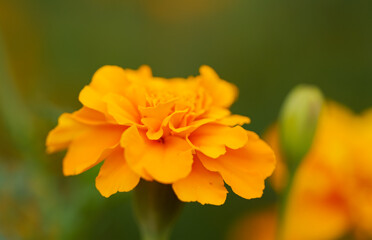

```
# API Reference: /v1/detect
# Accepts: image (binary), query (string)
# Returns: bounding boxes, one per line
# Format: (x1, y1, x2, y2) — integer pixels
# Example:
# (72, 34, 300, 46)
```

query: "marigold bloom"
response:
(239, 102, 372, 240)
(46, 65, 275, 205)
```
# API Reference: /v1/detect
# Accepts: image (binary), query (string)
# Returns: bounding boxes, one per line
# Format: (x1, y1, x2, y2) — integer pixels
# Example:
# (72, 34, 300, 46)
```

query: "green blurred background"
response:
(1, 0, 372, 239)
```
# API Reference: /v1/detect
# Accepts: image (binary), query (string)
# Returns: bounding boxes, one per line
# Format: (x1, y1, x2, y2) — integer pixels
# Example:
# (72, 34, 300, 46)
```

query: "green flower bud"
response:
(279, 85, 324, 167)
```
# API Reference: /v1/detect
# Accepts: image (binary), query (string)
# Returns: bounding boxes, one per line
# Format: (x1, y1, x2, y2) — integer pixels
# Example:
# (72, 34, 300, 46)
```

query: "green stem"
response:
(133, 180, 183, 240)
(277, 162, 298, 240)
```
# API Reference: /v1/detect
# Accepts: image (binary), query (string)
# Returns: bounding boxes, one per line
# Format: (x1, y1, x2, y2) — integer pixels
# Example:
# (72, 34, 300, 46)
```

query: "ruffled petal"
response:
(79, 66, 150, 114)
(90, 65, 129, 95)
(121, 126, 193, 183)
(46, 107, 114, 153)
(63, 126, 124, 176)
(46, 113, 87, 153)
(169, 113, 213, 137)
(172, 157, 227, 205)
(79, 86, 107, 113)
(198, 131, 276, 199)
(218, 114, 251, 126)
(139, 101, 174, 140)
(187, 123, 248, 158)
(95, 148, 140, 197)
(103, 93, 140, 125)
(125, 65, 152, 83)
(72, 107, 109, 125)
(201, 106, 231, 120)
(198, 65, 238, 108)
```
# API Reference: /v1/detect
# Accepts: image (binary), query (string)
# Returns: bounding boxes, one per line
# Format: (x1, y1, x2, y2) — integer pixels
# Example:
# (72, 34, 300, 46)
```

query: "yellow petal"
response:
(199, 65, 238, 108)
(167, 109, 188, 131)
(46, 107, 113, 153)
(198, 131, 276, 199)
(72, 107, 109, 125)
(172, 157, 227, 205)
(187, 123, 248, 158)
(139, 101, 174, 140)
(125, 65, 152, 83)
(79, 85, 107, 113)
(95, 148, 140, 197)
(284, 186, 350, 240)
(90, 65, 129, 95)
(124, 84, 147, 107)
(63, 126, 124, 176)
(79, 66, 134, 113)
(46, 113, 87, 153)
(168, 108, 215, 137)
(170, 118, 213, 136)
(79, 66, 149, 114)
(140, 117, 164, 140)
(102, 93, 140, 125)
(201, 106, 231, 120)
(121, 126, 193, 183)
(218, 114, 251, 126)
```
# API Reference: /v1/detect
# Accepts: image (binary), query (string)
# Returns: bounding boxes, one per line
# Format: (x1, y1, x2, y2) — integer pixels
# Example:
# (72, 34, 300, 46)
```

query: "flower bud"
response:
(279, 85, 324, 167)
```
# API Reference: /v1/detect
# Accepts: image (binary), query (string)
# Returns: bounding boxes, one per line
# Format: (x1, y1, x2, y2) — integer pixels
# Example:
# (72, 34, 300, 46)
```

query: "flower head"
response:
(266, 102, 372, 239)
(230, 102, 372, 240)
(46, 65, 275, 205)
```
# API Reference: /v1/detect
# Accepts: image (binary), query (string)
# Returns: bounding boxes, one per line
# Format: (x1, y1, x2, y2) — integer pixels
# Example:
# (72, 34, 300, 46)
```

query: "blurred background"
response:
(1, 0, 372, 239)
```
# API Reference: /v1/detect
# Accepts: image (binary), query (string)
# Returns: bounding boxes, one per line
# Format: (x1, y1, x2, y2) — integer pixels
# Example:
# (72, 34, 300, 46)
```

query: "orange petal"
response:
(79, 86, 107, 113)
(167, 109, 215, 137)
(81, 66, 150, 114)
(121, 126, 193, 183)
(284, 187, 350, 240)
(63, 126, 124, 176)
(123, 84, 147, 107)
(198, 131, 276, 199)
(172, 157, 227, 205)
(90, 65, 129, 95)
(139, 101, 174, 140)
(140, 112, 181, 140)
(46, 113, 87, 153)
(198, 65, 238, 108)
(103, 93, 140, 125)
(167, 109, 188, 130)
(170, 118, 213, 136)
(79, 66, 133, 114)
(95, 148, 140, 197)
(140, 117, 164, 140)
(72, 107, 109, 125)
(218, 115, 251, 126)
(201, 106, 231, 120)
(187, 123, 248, 158)
(125, 65, 152, 83)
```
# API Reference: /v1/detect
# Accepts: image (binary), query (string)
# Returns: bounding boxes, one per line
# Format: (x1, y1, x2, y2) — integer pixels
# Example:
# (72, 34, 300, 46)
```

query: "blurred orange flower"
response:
(232, 102, 372, 239)
(229, 207, 277, 240)
(46, 65, 275, 205)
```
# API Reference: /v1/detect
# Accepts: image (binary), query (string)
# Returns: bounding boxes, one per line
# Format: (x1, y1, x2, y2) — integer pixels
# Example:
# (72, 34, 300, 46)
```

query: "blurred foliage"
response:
(0, 0, 372, 239)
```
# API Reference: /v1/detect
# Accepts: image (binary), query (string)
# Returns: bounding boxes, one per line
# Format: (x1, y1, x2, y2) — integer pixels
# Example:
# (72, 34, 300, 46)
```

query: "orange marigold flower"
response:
(46, 65, 276, 205)
(263, 102, 372, 239)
